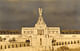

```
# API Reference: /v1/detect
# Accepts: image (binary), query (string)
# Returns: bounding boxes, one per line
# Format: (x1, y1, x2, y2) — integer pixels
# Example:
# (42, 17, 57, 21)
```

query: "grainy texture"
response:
(0, 0, 80, 30)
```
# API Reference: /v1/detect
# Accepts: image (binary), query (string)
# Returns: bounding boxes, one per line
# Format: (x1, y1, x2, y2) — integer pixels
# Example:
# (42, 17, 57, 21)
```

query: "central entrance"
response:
(37, 29, 44, 35)
(25, 40, 30, 46)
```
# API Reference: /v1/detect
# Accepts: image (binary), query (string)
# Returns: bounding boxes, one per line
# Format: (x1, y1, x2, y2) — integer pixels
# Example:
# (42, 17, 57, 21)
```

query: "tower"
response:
(35, 8, 47, 27)
(33, 8, 48, 47)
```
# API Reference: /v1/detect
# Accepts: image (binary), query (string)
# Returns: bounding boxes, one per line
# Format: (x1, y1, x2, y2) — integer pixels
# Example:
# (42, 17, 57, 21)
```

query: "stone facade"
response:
(0, 8, 80, 51)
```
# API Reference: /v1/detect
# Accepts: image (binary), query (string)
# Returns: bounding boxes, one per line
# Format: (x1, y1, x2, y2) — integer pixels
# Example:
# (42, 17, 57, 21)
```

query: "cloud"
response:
(0, 0, 80, 30)
(7, 0, 19, 2)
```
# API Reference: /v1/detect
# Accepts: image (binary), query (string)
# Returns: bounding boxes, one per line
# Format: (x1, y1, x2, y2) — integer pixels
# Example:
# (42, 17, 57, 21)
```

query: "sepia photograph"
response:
(0, 0, 80, 51)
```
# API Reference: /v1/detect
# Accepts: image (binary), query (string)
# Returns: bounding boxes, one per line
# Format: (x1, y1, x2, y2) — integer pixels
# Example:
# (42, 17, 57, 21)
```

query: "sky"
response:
(0, 0, 80, 30)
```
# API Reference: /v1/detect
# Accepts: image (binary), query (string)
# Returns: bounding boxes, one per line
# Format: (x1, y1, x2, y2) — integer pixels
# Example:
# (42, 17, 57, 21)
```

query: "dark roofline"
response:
(61, 30, 80, 34)
(0, 30, 21, 34)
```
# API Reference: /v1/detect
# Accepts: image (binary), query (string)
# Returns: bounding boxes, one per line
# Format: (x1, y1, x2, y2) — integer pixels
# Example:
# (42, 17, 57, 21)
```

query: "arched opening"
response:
(53, 43, 55, 46)
(20, 44, 21, 47)
(65, 42, 67, 45)
(24, 43, 26, 47)
(52, 39, 56, 47)
(59, 42, 61, 45)
(12, 38, 16, 42)
(71, 41, 73, 44)
(1, 45, 2, 49)
(16, 44, 18, 48)
(56, 42, 58, 46)
(77, 40, 79, 43)
(5, 45, 6, 49)
(12, 45, 14, 48)
(26, 40, 30, 43)
(68, 41, 70, 44)
(74, 41, 76, 44)
(25, 40, 30, 46)
(62, 42, 64, 45)
(52, 39, 56, 43)
(40, 38, 42, 45)
(8, 45, 10, 48)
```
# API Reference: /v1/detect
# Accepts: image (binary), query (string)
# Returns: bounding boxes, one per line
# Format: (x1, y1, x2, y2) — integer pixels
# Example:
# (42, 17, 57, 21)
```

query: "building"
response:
(0, 8, 80, 51)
